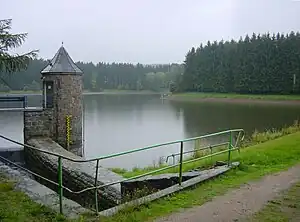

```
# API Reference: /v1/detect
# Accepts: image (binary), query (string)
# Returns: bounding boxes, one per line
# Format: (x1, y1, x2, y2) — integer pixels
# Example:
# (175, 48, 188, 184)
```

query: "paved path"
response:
(155, 165, 300, 222)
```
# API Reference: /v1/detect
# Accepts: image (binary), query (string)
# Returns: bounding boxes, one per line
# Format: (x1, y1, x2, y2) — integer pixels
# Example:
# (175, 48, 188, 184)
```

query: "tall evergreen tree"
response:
(178, 31, 300, 95)
(0, 19, 37, 73)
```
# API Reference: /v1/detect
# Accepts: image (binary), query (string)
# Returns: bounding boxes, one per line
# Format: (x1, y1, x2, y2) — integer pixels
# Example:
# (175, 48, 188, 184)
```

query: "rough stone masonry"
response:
(26, 137, 123, 211)
(24, 45, 84, 156)
(23, 45, 123, 211)
(41, 74, 83, 156)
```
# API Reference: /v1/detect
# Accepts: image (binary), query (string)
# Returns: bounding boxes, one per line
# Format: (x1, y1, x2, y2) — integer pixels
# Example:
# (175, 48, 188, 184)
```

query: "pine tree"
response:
(0, 19, 38, 73)
(179, 31, 300, 95)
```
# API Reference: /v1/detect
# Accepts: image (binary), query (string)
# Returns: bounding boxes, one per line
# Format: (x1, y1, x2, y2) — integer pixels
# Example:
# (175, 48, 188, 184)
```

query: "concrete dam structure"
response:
(23, 45, 123, 211)
(26, 138, 123, 210)
(0, 44, 243, 217)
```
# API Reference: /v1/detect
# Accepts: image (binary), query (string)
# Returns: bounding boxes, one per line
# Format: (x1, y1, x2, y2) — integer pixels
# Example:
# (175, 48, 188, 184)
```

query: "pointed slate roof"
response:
(41, 46, 83, 74)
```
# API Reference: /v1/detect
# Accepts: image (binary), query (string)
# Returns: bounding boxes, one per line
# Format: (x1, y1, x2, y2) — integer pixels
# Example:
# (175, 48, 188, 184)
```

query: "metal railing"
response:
(0, 96, 28, 108)
(0, 128, 244, 215)
(165, 142, 229, 165)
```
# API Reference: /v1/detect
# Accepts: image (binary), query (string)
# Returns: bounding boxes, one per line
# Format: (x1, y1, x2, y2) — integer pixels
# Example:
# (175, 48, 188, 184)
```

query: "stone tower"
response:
(40, 45, 84, 156)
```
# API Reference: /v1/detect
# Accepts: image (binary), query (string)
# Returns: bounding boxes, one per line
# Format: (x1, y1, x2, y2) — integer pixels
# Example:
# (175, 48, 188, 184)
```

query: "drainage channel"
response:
(0, 147, 28, 173)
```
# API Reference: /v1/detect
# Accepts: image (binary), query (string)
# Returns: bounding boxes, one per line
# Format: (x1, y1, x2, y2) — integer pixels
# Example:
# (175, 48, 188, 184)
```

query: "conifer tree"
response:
(0, 19, 38, 73)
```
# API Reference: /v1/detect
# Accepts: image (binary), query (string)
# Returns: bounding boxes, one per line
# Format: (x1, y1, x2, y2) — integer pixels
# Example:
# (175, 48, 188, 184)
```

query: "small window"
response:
(44, 81, 54, 108)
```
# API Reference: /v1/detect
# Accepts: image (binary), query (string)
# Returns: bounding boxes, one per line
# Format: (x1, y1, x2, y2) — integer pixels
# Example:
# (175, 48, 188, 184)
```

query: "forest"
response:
(1, 31, 300, 95)
(0, 59, 183, 92)
(177, 31, 300, 94)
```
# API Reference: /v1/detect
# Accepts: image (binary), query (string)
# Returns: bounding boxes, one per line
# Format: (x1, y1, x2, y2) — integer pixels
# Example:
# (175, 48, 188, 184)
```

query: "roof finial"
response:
(62, 41, 64, 46)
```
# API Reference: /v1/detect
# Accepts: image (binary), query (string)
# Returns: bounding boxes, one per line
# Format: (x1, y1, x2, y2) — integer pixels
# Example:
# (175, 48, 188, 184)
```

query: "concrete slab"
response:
(26, 137, 124, 211)
(100, 162, 240, 217)
(0, 160, 90, 219)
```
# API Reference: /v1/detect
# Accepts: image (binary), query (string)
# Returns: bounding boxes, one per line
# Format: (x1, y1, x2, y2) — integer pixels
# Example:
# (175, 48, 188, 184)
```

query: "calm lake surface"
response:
(1, 94, 300, 169)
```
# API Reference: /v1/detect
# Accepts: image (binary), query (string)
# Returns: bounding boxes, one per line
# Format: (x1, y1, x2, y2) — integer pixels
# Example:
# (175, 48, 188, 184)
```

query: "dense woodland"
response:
(0, 60, 183, 92)
(177, 31, 300, 94)
(1, 31, 300, 94)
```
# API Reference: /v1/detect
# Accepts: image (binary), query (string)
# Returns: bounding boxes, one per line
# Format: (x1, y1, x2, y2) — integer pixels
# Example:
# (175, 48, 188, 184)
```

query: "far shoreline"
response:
(0, 90, 164, 96)
(168, 93, 300, 106)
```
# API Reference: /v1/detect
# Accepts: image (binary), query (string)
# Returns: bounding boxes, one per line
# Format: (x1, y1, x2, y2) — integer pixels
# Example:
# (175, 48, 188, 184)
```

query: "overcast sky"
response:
(2, 0, 300, 64)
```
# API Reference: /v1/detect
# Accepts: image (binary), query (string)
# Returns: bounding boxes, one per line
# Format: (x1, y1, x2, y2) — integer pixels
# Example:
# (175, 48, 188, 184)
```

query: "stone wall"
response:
(121, 171, 203, 199)
(25, 137, 123, 211)
(42, 74, 83, 156)
(0, 160, 89, 218)
(23, 109, 53, 143)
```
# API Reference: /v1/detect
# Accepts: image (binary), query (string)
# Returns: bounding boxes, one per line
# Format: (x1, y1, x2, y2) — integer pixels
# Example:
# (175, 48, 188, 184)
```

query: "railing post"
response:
(24, 96, 27, 108)
(227, 131, 232, 166)
(94, 159, 100, 214)
(237, 132, 241, 154)
(172, 154, 175, 166)
(210, 145, 212, 164)
(57, 156, 63, 214)
(178, 141, 183, 186)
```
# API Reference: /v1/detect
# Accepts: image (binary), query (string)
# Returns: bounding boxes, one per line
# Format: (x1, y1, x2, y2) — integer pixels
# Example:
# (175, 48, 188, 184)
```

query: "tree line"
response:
(0, 59, 183, 92)
(0, 19, 184, 92)
(177, 31, 300, 94)
(3, 18, 299, 95)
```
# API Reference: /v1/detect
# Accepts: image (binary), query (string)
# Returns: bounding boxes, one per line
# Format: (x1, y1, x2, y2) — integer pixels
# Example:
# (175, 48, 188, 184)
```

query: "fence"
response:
(0, 128, 244, 215)
(0, 96, 27, 108)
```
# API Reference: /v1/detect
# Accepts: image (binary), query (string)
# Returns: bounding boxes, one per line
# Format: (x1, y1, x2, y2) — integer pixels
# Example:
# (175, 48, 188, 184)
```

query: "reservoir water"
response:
(1, 94, 300, 169)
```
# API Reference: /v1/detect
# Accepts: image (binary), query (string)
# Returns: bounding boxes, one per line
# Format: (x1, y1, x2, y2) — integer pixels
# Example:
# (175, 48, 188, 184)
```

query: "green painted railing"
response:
(0, 128, 244, 215)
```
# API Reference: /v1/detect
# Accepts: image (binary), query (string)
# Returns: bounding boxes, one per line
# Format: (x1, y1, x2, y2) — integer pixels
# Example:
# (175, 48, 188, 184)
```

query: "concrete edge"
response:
(0, 161, 91, 219)
(100, 162, 240, 217)
(122, 170, 203, 182)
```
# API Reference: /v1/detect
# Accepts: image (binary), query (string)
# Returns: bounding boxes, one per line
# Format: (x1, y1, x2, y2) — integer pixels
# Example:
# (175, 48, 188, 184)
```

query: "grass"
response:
(245, 120, 300, 145)
(111, 121, 300, 178)
(0, 174, 66, 222)
(1, 125, 300, 221)
(170, 92, 300, 101)
(249, 182, 300, 222)
(97, 131, 300, 222)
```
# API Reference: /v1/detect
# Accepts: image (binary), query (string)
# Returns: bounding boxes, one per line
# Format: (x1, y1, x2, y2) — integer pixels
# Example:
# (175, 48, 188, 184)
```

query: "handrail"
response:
(91, 129, 244, 162)
(0, 96, 27, 108)
(165, 141, 229, 164)
(0, 128, 245, 215)
(0, 128, 245, 163)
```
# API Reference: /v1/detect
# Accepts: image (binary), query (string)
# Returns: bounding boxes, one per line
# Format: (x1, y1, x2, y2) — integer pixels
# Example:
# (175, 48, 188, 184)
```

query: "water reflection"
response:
(0, 94, 300, 169)
(84, 94, 185, 169)
(170, 101, 300, 136)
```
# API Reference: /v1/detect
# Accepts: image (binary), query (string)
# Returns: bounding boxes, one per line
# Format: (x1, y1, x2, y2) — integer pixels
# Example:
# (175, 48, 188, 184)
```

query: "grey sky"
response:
(2, 0, 300, 64)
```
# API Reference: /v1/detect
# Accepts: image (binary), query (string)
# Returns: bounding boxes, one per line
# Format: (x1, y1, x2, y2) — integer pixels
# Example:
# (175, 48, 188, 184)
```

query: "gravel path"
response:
(155, 165, 300, 222)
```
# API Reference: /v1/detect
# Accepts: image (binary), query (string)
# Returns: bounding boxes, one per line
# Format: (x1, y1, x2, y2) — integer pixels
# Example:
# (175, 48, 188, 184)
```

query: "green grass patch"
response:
(111, 121, 300, 178)
(170, 92, 300, 101)
(244, 120, 300, 145)
(0, 174, 66, 222)
(97, 132, 300, 222)
(249, 182, 300, 222)
(1, 131, 300, 221)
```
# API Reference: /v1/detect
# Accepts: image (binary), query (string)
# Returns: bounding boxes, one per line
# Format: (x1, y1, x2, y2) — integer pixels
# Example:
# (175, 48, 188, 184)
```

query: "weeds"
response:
(0, 174, 66, 222)
(243, 120, 300, 147)
(111, 120, 300, 178)
(249, 181, 300, 221)
(2, 125, 300, 222)
(99, 131, 300, 222)
(122, 185, 158, 203)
